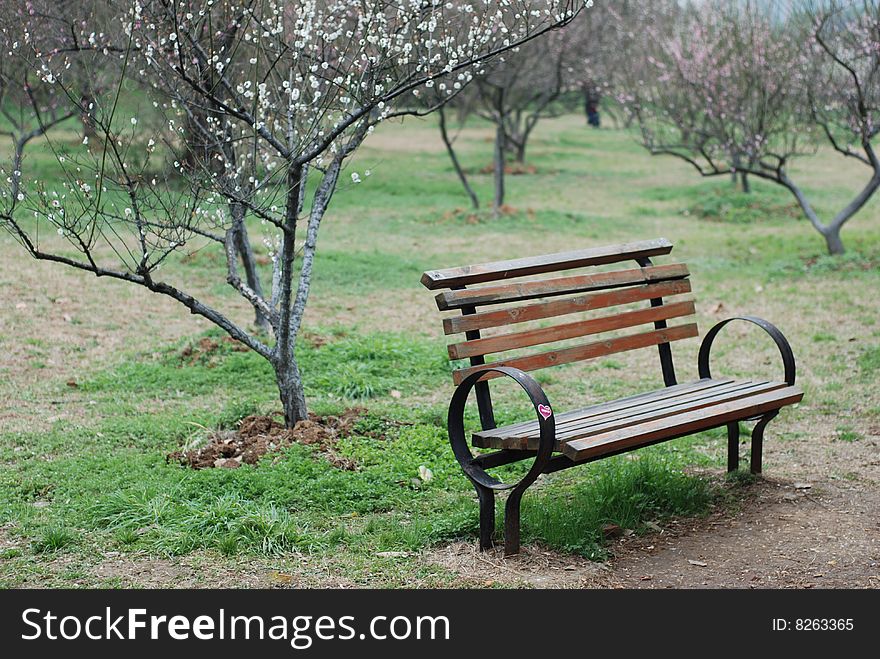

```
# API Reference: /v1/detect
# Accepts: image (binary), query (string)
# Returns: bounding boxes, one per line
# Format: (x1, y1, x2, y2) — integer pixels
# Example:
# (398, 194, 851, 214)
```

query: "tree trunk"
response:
(276, 359, 308, 428)
(731, 153, 750, 192)
(778, 169, 880, 257)
(230, 202, 270, 332)
(493, 125, 505, 216)
(822, 226, 845, 255)
(273, 163, 309, 428)
(438, 107, 479, 210)
(515, 140, 527, 165)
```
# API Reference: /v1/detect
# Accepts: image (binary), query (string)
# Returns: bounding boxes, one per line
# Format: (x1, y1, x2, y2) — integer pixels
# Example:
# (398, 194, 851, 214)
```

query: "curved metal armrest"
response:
(698, 316, 796, 386)
(447, 366, 556, 492)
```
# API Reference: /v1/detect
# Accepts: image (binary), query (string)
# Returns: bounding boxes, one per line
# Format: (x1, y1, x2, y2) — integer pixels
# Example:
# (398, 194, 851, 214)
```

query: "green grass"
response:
(835, 425, 861, 442)
(0, 328, 721, 572)
(522, 456, 715, 559)
(79, 329, 451, 403)
(31, 527, 77, 554)
(1, 112, 878, 587)
(859, 346, 880, 376)
(649, 181, 803, 225)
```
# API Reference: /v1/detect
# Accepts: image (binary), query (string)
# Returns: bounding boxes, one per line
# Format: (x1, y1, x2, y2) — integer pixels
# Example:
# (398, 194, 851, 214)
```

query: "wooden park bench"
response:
(421, 238, 802, 556)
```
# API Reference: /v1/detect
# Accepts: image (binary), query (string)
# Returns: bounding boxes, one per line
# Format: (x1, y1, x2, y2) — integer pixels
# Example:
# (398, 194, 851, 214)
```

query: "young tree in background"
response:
(437, 100, 481, 210)
(475, 34, 574, 215)
(436, 34, 578, 215)
(0, 0, 589, 426)
(438, 8, 607, 214)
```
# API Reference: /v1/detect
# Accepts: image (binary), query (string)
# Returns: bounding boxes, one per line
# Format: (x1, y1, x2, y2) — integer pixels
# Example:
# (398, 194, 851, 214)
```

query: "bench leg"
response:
(726, 422, 740, 472)
(474, 482, 495, 551)
(750, 411, 778, 474)
(503, 489, 524, 557)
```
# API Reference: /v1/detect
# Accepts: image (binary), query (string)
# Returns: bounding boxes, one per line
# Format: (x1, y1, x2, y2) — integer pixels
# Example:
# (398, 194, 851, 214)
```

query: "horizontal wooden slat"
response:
(474, 380, 787, 451)
(556, 380, 762, 438)
(557, 381, 786, 441)
(451, 323, 699, 385)
(448, 300, 695, 360)
(444, 279, 693, 336)
(474, 378, 734, 441)
(478, 379, 741, 442)
(421, 238, 673, 290)
(563, 386, 804, 462)
(436, 264, 690, 311)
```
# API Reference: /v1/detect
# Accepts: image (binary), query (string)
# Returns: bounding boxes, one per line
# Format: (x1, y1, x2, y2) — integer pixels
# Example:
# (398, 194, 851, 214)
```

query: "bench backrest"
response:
(422, 239, 697, 403)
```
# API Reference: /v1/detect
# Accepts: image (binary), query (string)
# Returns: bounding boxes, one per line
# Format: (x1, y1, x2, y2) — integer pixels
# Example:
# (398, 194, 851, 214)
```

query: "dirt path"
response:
(427, 477, 880, 589)
(597, 411, 880, 588)
(427, 405, 880, 589)
(606, 478, 879, 588)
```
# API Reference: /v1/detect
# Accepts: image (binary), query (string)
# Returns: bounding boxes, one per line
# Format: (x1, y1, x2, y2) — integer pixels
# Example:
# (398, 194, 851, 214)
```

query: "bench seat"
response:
(473, 378, 803, 462)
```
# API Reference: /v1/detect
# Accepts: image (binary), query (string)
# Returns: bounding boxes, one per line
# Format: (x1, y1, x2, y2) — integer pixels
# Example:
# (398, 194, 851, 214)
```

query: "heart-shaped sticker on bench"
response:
(537, 404, 552, 420)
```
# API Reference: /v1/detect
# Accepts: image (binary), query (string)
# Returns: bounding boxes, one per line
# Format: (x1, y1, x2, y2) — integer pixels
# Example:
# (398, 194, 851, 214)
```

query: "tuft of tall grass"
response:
(521, 456, 714, 559)
(31, 526, 76, 553)
(88, 490, 310, 556)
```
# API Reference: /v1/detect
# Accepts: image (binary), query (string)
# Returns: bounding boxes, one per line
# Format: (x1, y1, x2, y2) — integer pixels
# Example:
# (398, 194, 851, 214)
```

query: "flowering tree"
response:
(474, 29, 576, 214)
(1, 0, 588, 426)
(4, 1, 119, 141)
(619, 0, 879, 254)
(615, 0, 807, 187)
(437, 8, 605, 214)
(435, 33, 578, 214)
(797, 0, 880, 253)
(0, 1, 116, 246)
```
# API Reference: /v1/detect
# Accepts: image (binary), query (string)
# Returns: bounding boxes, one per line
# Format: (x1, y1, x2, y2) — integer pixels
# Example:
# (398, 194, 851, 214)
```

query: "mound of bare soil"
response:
(179, 336, 248, 366)
(478, 162, 538, 175)
(440, 204, 523, 225)
(168, 409, 364, 471)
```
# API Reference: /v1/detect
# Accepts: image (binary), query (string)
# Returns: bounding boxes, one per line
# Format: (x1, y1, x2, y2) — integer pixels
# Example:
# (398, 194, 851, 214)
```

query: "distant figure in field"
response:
(584, 87, 601, 128)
